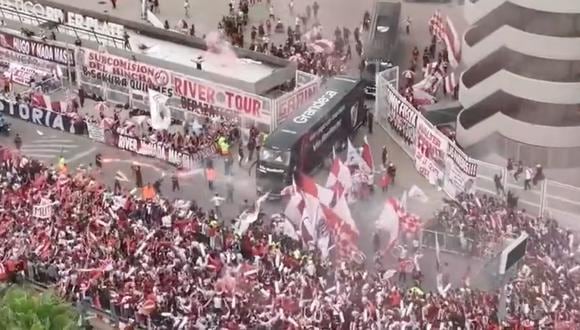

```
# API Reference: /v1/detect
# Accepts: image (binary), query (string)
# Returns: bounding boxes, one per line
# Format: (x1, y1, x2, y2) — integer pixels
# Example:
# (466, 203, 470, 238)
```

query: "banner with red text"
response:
(443, 142, 477, 198)
(115, 133, 217, 168)
(173, 75, 271, 125)
(414, 117, 448, 186)
(81, 48, 271, 125)
(274, 79, 320, 126)
(0, 31, 75, 66)
(7, 63, 49, 86)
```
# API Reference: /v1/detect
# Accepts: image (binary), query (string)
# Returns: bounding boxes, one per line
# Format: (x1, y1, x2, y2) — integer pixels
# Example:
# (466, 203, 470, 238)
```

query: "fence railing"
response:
(421, 229, 505, 259)
(376, 72, 580, 226)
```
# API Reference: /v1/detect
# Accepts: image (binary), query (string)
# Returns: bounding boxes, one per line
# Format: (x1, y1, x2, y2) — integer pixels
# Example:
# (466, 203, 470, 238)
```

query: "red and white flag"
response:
(281, 176, 309, 225)
(326, 157, 353, 199)
(300, 188, 321, 244)
(299, 174, 335, 207)
(361, 136, 375, 185)
(320, 201, 360, 259)
(329, 193, 359, 240)
(300, 174, 360, 256)
(346, 139, 374, 185)
(443, 72, 457, 95)
(429, 11, 462, 68)
(30, 93, 52, 110)
(284, 190, 305, 227)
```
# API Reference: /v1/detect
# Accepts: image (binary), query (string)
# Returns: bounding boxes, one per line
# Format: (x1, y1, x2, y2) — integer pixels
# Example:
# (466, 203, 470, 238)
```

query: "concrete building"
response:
(455, 0, 580, 170)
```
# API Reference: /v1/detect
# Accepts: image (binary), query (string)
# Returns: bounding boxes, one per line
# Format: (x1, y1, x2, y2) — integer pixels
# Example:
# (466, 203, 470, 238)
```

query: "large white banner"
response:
(148, 90, 171, 130)
(81, 49, 272, 125)
(383, 81, 418, 145)
(86, 122, 105, 143)
(443, 143, 477, 198)
(414, 117, 448, 186)
(6, 63, 48, 86)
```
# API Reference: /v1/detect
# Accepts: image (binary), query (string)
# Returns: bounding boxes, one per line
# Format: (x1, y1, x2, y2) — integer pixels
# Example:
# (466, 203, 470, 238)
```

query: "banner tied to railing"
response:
(377, 69, 480, 199)
(115, 134, 217, 168)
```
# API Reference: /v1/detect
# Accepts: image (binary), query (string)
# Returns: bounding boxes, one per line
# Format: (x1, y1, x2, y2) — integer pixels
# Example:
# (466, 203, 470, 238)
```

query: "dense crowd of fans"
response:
(83, 103, 240, 157)
(244, 11, 366, 76)
(163, 0, 371, 77)
(0, 146, 578, 329)
(433, 193, 579, 328)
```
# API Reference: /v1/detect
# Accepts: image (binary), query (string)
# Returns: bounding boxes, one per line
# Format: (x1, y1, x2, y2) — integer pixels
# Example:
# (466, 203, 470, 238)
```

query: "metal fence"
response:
(376, 72, 580, 226)
(421, 229, 504, 259)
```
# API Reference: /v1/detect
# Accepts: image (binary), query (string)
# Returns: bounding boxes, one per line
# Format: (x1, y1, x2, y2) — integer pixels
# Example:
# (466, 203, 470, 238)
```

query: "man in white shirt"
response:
(211, 193, 225, 217)
(524, 167, 533, 190)
(184, 0, 190, 18)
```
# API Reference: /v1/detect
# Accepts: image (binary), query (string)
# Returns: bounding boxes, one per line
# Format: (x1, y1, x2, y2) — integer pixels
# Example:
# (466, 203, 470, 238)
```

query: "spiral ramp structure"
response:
(456, 0, 580, 168)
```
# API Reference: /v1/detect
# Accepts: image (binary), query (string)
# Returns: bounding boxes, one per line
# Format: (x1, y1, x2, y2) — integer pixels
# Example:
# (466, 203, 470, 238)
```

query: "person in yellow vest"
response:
(261, 132, 268, 145)
(58, 156, 66, 171)
(218, 137, 229, 156)
(256, 132, 267, 161)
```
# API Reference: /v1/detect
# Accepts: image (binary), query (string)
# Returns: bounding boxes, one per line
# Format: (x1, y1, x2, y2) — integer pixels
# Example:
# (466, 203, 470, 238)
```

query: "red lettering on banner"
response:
(225, 91, 261, 116)
(173, 76, 184, 96)
(173, 76, 216, 104)
(277, 83, 319, 123)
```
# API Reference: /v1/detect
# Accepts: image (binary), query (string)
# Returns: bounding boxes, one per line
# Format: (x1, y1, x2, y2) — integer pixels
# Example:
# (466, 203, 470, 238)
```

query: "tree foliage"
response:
(0, 286, 79, 330)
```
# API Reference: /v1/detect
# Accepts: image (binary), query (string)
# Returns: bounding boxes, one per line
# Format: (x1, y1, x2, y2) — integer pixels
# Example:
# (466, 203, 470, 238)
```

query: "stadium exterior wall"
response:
(462, 26, 580, 66)
(457, 2, 580, 170)
(464, 0, 580, 25)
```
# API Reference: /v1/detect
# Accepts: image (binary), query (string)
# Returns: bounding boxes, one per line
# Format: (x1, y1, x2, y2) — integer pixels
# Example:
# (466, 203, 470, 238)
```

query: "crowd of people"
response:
(245, 7, 368, 76)
(83, 102, 240, 158)
(163, 0, 369, 77)
(1, 140, 578, 329)
(433, 193, 579, 328)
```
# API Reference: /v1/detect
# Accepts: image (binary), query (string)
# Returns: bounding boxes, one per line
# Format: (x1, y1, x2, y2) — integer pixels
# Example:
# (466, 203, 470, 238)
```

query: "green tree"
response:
(0, 286, 79, 330)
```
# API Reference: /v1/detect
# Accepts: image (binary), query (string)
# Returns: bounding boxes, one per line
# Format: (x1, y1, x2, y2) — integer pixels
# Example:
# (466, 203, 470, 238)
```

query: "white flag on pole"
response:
(148, 90, 171, 130)
(235, 192, 269, 236)
(408, 185, 429, 203)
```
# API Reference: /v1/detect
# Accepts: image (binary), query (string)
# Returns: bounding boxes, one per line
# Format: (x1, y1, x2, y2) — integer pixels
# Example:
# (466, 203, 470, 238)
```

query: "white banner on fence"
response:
(33, 199, 54, 219)
(86, 122, 105, 143)
(415, 117, 448, 186)
(443, 143, 477, 198)
(383, 79, 419, 145)
(148, 90, 171, 130)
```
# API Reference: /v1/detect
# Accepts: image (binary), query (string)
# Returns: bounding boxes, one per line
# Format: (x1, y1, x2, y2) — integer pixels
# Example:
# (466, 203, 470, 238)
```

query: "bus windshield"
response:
(259, 147, 291, 166)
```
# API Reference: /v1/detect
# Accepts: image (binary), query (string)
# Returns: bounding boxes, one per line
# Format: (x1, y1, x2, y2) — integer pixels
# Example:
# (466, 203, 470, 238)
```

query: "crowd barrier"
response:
(0, 95, 87, 135)
(0, 91, 219, 170)
(86, 122, 219, 169)
(376, 69, 580, 225)
(420, 229, 503, 259)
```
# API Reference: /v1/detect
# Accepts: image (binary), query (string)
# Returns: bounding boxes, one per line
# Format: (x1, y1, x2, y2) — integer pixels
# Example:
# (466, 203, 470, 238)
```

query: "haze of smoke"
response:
(204, 31, 239, 66)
